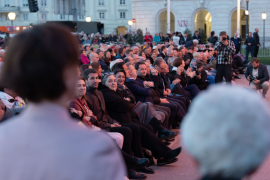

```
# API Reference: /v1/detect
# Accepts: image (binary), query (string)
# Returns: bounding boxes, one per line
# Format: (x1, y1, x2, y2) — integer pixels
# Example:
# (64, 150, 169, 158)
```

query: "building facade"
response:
(131, 0, 270, 41)
(0, 0, 269, 43)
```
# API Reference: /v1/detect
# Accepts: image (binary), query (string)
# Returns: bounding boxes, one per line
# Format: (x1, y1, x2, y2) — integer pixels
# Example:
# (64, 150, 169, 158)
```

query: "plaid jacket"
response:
(214, 40, 236, 64)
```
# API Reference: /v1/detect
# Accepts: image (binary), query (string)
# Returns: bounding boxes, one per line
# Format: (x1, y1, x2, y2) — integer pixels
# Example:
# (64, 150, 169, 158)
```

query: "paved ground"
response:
(146, 66, 270, 180)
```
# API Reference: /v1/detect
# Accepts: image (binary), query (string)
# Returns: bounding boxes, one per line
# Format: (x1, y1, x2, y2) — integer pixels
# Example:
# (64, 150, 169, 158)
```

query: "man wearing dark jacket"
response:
(230, 33, 242, 54)
(245, 32, 256, 64)
(181, 33, 191, 45)
(245, 58, 269, 98)
(188, 62, 208, 90)
(253, 28, 261, 57)
(192, 30, 202, 44)
(208, 31, 217, 45)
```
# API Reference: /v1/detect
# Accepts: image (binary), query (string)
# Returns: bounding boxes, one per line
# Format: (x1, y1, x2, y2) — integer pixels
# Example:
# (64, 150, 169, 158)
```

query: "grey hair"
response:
(181, 85, 270, 179)
(167, 48, 174, 56)
(193, 39, 199, 44)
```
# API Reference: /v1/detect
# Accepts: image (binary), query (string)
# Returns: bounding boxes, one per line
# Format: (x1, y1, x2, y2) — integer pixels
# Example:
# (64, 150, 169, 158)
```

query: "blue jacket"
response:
(125, 78, 153, 103)
(116, 54, 124, 60)
(153, 36, 161, 43)
(98, 60, 109, 72)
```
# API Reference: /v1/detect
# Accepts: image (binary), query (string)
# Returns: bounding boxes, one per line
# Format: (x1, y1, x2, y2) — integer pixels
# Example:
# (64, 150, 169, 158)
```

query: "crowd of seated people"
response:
(0, 25, 267, 180)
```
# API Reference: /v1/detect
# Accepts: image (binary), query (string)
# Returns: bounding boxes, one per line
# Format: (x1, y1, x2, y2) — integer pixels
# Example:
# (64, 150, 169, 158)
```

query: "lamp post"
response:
(85, 17, 91, 22)
(8, 12, 16, 34)
(262, 12, 267, 49)
(245, 0, 249, 38)
(128, 20, 133, 32)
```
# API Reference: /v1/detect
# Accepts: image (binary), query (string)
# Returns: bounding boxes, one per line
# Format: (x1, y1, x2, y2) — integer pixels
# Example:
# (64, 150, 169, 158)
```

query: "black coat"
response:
(193, 35, 202, 44)
(188, 70, 208, 90)
(253, 32, 260, 45)
(230, 37, 242, 50)
(98, 83, 136, 124)
(245, 63, 269, 84)
(166, 72, 185, 95)
(245, 37, 256, 50)
(181, 37, 191, 45)
(208, 36, 217, 45)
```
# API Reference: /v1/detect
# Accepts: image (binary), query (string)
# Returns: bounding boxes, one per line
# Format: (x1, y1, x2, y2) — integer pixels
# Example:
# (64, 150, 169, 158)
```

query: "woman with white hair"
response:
(181, 85, 270, 180)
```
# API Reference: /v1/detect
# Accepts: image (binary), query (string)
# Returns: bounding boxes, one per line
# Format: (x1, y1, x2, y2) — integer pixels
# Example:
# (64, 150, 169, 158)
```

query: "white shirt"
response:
(173, 36, 180, 45)
(0, 102, 126, 180)
(252, 68, 259, 78)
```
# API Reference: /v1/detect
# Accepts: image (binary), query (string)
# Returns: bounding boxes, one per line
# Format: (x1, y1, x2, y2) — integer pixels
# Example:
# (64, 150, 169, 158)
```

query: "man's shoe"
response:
(234, 76, 241, 79)
(163, 140, 171, 146)
(137, 167, 155, 174)
(158, 129, 177, 140)
(127, 157, 149, 170)
(167, 147, 182, 160)
(146, 157, 155, 167)
(128, 169, 147, 179)
(157, 157, 178, 166)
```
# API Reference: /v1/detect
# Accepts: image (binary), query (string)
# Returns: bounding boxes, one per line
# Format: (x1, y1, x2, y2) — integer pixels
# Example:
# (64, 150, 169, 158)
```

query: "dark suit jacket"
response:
(181, 37, 191, 45)
(188, 70, 208, 90)
(208, 36, 217, 45)
(230, 37, 242, 50)
(160, 52, 166, 59)
(245, 63, 269, 84)
(185, 40, 194, 48)
(253, 32, 260, 45)
(192, 35, 202, 44)
(245, 37, 256, 50)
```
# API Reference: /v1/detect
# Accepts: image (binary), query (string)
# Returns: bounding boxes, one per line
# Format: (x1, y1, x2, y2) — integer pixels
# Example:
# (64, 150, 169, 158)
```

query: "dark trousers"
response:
(254, 46, 259, 57)
(154, 105, 171, 129)
(134, 122, 171, 159)
(109, 126, 133, 156)
(160, 102, 180, 128)
(183, 84, 200, 100)
(245, 48, 254, 64)
(215, 64, 232, 83)
(235, 48, 240, 54)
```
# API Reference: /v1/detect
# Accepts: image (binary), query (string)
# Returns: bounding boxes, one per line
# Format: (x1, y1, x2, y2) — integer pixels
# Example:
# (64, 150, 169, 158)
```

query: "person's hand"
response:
(247, 76, 250, 81)
(172, 78, 181, 85)
(84, 116, 91, 121)
(254, 79, 260, 84)
(143, 81, 149, 88)
(166, 89, 171, 95)
(187, 70, 196, 78)
(124, 97, 131, 101)
(111, 124, 117, 128)
(87, 109, 93, 117)
(223, 40, 228, 46)
(163, 90, 168, 96)
(197, 74, 201, 79)
(160, 98, 169, 103)
(151, 68, 158, 76)
(248, 43, 251, 46)
(113, 123, 121, 127)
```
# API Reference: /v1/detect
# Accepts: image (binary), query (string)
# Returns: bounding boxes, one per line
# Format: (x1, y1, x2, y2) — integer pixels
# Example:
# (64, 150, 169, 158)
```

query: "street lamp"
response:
(8, 12, 16, 34)
(262, 12, 267, 48)
(85, 17, 91, 22)
(245, 0, 249, 38)
(128, 20, 133, 32)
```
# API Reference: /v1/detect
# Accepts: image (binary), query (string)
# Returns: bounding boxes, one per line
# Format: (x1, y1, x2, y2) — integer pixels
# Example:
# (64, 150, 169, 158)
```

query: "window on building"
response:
(119, 0, 126, 5)
(41, 0, 47, 6)
(78, 15, 84, 19)
(23, 0, 28, 6)
(42, 14, 47, 20)
(60, 14, 65, 19)
(99, 12, 105, 19)
(5, 14, 8, 21)
(120, 12, 126, 19)
(23, 14, 28, 20)
(4, 0, 10, 7)
(99, 0, 104, 5)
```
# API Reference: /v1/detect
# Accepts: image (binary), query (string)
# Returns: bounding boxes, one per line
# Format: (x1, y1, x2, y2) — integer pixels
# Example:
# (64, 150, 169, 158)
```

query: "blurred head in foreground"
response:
(0, 24, 79, 105)
(182, 85, 270, 180)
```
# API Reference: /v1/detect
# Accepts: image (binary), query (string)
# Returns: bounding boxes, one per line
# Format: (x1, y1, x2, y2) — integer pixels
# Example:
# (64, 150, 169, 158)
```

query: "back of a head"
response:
(0, 24, 79, 102)
(181, 85, 270, 179)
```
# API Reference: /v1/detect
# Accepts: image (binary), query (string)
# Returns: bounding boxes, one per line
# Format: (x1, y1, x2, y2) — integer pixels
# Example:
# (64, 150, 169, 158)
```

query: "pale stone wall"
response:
(132, 0, 270, 44)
